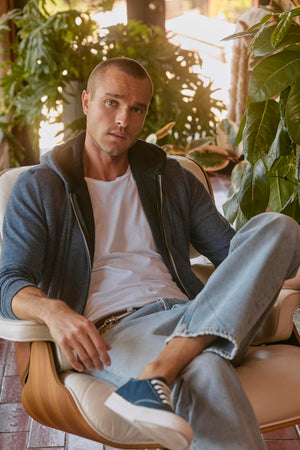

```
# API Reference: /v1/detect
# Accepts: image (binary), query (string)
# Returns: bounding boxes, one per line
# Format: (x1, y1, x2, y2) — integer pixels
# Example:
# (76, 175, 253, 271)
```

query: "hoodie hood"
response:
(41, 131, 86, 194)
(41, 131, 167, 193)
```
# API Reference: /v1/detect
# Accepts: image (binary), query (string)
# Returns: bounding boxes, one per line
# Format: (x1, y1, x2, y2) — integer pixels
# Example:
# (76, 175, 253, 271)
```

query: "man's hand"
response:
(11, 286, 111, 372)
(44, 300, 111, 372)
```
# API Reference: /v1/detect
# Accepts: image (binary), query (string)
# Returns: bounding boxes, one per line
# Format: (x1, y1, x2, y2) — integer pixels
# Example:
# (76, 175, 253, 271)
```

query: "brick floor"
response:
(0, 173, 299, 449)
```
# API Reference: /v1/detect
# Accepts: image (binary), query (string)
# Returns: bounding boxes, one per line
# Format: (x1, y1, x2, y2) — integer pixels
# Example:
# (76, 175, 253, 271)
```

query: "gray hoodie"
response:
(0, 132, 235, 319)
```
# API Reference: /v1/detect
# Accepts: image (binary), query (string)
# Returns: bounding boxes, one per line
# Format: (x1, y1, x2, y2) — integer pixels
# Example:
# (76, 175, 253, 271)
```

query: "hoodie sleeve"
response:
(0, 170, 48, 319)
(186, 169, 236, 266)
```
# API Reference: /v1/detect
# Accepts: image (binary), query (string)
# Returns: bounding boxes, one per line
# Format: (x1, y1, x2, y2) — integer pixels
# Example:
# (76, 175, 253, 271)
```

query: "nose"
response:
(116, 108, 129, 128)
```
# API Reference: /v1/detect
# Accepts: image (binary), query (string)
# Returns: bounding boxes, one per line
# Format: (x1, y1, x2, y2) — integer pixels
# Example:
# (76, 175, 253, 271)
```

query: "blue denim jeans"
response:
(90, 213, 300, 450)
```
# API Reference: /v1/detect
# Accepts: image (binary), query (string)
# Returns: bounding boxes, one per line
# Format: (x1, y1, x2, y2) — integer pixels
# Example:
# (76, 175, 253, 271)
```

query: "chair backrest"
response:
(0, 166, 33, 246)
(169, 154, 213, 199)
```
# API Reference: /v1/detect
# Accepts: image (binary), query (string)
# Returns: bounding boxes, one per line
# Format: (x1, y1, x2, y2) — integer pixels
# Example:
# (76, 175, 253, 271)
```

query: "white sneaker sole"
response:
(105, 392, 193, 450)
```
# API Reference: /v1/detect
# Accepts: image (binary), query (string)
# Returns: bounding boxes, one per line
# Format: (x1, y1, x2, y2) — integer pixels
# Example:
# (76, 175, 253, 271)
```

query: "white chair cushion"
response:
(0, 166, 33, 243)
(61, 371, 159, 446)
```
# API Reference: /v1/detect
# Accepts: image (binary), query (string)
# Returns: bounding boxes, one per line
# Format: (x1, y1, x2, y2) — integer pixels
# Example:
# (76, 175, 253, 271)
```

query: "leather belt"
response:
(94, 308, 139, 335)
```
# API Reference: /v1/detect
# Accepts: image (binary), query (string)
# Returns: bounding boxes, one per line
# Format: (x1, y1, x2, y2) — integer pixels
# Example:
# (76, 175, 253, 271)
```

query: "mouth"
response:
(109, 131, 127, 141)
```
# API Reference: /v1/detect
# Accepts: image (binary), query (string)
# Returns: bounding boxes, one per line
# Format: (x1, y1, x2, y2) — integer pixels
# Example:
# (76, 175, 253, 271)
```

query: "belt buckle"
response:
(97, 309, 137, 335)
(98, 317, 116, 335)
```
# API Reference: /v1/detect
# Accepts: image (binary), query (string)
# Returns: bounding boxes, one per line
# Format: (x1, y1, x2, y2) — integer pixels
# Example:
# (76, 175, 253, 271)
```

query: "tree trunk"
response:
(126, 0, 165, 29)
(0, 0, 39, 167)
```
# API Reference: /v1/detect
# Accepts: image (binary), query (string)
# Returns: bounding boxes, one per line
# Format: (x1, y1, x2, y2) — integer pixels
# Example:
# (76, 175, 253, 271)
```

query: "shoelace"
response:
(151, 379, 173, 410)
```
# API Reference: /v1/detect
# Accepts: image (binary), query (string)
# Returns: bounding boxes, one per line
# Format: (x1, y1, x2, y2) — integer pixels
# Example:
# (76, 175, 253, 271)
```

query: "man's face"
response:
(82, 67, 152, 159)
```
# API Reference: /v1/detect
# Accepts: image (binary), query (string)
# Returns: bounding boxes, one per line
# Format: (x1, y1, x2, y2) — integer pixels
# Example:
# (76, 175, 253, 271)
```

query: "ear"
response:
(82, 90, 89, 115)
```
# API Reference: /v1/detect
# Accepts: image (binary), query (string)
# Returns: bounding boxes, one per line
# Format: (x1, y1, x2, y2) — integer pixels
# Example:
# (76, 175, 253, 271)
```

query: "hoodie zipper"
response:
(69, 194, 92, 306)
(157, 174, 192, 299)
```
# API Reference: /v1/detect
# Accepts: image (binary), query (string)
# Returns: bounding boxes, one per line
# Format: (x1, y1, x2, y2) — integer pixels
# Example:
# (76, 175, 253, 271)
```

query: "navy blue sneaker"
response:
(105, 377, 193, 450)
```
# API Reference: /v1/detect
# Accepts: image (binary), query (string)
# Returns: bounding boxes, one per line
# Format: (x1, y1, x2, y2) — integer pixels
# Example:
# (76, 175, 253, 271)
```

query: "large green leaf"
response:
(269, 170, 296, 212)
(187, 147, 229, 171)
(235, 111, 246, 146)
(235, 208, 248, 231)
(286, 76, 300, 144)
(252, 24, 300, 57)
(230, 160, 248, 192)
(248, 47, 300, 102)
(270, 152, 297, 177)
(243, 100, 280, 164)
(222, 162, 248, 226)
(266, 120, 293, 169)
(279, 185, 300, 222)
(271, 11, 293, 48)
(238, 159, 270, 219)
(279, 86, 291, 117)
(223, 191, 239, 224)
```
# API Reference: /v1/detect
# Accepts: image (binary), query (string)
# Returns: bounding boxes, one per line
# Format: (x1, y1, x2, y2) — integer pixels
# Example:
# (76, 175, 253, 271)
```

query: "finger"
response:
(73, 338, 104, 372)
(105, 341, 112, 351)
(89, 328, 112, 367)
(79, 322, 112, 368)
(63, 345, 85, 372)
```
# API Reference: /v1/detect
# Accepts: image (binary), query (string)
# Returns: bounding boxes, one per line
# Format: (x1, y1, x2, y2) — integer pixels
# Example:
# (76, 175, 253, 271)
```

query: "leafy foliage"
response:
(0, 0, 225, 165)
(223, 3, 300, 227)
(147, 119, 242, 172)
(0, 0, 109, 164)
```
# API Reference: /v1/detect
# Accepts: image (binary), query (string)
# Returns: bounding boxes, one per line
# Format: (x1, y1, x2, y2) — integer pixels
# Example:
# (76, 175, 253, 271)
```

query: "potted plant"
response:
(146, 118, 243, 173)
(222, 1, 300, 228)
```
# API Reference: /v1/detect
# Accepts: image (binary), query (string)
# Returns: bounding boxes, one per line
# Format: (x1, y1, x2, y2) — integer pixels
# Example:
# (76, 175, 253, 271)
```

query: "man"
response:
(0, 57, 299, 450)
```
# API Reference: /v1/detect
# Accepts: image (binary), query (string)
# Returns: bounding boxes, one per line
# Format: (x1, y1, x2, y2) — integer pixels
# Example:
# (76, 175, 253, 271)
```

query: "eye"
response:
(106, 99, 117, 107)
(133, 106, 144, 114)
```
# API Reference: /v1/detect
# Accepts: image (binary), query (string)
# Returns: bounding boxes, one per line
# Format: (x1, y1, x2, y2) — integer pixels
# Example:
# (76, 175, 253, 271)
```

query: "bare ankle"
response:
(137, 361, 172, 385)
(136, 335, 216, 385)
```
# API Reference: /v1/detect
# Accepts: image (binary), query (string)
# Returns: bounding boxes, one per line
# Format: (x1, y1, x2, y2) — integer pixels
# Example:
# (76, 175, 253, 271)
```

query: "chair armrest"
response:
(0, 317, 53, 385)
(252, 289, 300, 345)
(0, 317, 53, 342)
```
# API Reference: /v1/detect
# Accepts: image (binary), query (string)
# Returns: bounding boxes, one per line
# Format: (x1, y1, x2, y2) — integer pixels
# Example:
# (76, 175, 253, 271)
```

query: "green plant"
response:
(147, 119, 242, 172)
(0, 0, 112, 164)
(223, 2, 300, 229)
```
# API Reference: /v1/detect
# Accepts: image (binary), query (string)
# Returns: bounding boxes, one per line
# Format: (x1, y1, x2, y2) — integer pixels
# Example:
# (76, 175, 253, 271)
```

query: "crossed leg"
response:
(101, 213, 300, 449)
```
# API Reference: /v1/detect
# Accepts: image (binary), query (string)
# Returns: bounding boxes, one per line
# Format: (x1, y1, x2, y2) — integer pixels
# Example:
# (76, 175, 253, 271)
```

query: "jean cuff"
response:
(165, 328, 239, 360)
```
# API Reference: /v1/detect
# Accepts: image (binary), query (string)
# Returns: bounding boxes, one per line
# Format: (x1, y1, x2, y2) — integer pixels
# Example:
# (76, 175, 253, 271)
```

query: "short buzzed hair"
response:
(87, 57, 153, 98)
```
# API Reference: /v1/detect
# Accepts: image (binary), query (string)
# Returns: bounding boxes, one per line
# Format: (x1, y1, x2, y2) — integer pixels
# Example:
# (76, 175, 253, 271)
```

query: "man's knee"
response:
(231, 212, 300, 250)
(254, 213, 300, 255)
(248, 212, 298, 236)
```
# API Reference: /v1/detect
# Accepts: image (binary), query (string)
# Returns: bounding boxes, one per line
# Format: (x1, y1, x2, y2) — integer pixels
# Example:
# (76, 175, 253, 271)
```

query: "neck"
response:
(83, 146, 129, 182)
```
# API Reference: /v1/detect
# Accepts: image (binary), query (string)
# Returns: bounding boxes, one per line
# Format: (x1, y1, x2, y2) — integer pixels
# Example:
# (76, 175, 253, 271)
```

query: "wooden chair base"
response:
(21, 341, 159, 448)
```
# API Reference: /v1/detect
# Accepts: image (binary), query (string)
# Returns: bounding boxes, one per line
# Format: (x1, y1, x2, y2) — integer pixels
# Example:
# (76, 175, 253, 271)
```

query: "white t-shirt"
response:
(83, 166, 187, 322)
